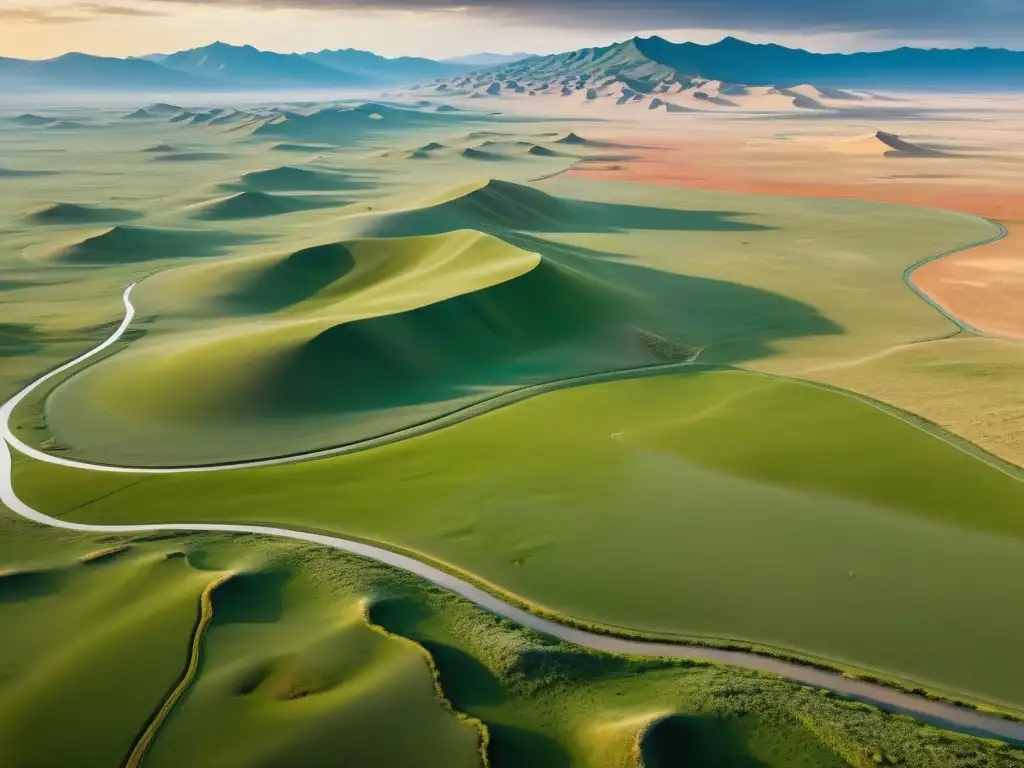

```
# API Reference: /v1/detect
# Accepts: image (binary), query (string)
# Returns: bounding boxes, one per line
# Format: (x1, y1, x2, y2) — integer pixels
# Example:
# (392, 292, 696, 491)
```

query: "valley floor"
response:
(0, 90, 1022, 766)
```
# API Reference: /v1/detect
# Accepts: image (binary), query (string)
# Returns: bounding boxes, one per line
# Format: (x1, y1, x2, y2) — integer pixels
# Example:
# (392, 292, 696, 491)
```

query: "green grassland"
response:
(3, 98, 1024, 765)
(16, 369, 1024, 707)
(1, 519, 1021, 767)
(16, 173, 1009, 466)
(4, 100, 1015, 465)
(0, 519, 484, 768)
(0, 541, 215, 767)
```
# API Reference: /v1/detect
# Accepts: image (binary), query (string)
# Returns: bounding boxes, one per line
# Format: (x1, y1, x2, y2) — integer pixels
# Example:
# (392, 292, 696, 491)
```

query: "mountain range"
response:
(484, 37, 1024, 90)
(0, 42, 509, 92)
(0, 37, 1021, 93)
(441, 52, 534, 67)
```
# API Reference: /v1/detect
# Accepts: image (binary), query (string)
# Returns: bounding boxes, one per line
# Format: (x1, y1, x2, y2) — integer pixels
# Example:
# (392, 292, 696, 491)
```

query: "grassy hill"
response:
(26, 202, 140, 226)
(36, 226, 250, 266)
(40, 227, 674, 462)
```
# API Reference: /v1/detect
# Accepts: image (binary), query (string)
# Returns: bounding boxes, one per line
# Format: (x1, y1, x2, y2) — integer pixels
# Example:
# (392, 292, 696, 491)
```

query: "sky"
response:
(1, 0, 1022, 60)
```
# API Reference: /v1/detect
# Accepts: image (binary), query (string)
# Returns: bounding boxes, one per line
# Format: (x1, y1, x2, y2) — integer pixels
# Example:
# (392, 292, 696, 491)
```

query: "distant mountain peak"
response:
(465, 35, 1024, 90)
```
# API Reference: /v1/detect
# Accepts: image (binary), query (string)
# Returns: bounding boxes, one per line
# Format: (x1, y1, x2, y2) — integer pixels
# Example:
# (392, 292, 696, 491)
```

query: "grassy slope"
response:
(529, 178, 1022, 466)
(2, 526, 1019, 767)
(532, 177, 994, 368)
(0, 544, 216, 767)
(40, 229, 663, 463)
(818, 334, 1024, 468)
(16, 370, 1024, 707)
(0, 520, 484, 768)
(33, 173, 997, 466)
(372, 567, 1024, 768)
(142, 558, 483, 768)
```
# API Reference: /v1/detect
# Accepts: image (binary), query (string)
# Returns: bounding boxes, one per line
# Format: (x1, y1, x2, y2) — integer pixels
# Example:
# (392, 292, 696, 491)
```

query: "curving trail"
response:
(903, 218, 1019, 343)
(6, 284, 1018, 478)
(2, 288, 1024, 744)
(5, 284, 708, 474)
(124, 573, 234, 768)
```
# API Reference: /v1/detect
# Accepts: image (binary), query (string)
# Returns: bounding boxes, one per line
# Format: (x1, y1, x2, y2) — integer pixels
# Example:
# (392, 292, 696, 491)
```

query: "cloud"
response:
(0, 2, 164, 24)
(124, 0, 1024, 39)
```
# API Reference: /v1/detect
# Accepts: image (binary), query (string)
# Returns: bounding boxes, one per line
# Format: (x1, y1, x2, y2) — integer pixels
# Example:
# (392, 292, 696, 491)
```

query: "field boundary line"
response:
(123, 572, 234, 768)
(903, 217, 1022, 345)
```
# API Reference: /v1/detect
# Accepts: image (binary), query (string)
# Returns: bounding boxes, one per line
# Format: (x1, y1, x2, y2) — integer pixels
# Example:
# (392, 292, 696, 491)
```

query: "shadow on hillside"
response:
(509, 233, 843, 365)
(370, 596, 508, 707)
(197, 233, 839, 421)
(0, 167, 58, 178)
(229, 166, 380, 194)
(370, 596, 573, 768)
(210, 567, 291, 625)
(0, 322, 47, 357)
(363, 192, 774, 237)
(0, 568, 66, 603)
(738, 104, 983, 122)
(640, 714, 769, 768)
(574, 200, 773, 233)
(46, 226, 267, 266)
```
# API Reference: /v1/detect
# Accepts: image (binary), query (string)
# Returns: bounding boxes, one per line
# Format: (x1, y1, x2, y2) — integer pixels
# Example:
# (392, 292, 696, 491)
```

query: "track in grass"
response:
(124, 573, 234, 768)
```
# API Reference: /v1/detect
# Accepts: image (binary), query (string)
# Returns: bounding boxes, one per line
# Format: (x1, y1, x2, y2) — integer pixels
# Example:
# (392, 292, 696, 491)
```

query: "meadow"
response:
(16, 367, 1024, 708)
(2, 96, 1023, 765)
(2, 516, 1021, 767)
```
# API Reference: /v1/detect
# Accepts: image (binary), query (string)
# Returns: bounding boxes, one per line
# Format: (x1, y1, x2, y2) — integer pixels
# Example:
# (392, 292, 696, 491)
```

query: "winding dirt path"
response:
(124, 573, 234, 768)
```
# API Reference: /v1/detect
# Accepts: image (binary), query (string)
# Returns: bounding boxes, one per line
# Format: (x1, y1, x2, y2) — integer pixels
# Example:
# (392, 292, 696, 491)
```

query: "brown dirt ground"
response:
(566, 142, 1024, 340)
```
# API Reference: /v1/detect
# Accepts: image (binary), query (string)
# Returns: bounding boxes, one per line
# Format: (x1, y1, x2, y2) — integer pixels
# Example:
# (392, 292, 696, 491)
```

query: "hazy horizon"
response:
(6, 31, 1024, 64)
(3, 0, 1023, 61)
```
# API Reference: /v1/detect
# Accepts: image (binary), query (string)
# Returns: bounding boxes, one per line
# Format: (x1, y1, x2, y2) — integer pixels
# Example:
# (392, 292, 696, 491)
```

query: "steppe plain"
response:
(1, 79, 1023, 767)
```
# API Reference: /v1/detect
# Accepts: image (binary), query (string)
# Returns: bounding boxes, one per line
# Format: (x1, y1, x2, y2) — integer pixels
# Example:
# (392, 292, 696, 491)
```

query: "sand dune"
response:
(835, 131, 948, 157)
(770, 87, 828, 110)
(692, 91, 737, 107)
(804, 84, 862, 101)
(414, 70, 891, 117)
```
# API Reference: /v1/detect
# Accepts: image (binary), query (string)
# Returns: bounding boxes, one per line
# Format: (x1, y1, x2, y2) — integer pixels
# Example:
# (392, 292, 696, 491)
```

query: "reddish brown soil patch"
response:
(566, 142, 1024, 339)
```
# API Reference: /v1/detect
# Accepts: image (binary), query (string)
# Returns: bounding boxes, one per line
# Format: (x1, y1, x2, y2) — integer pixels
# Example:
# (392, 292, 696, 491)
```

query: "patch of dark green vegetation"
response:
(45, 225, 262, 265)
(0, 518, 1021, 767)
